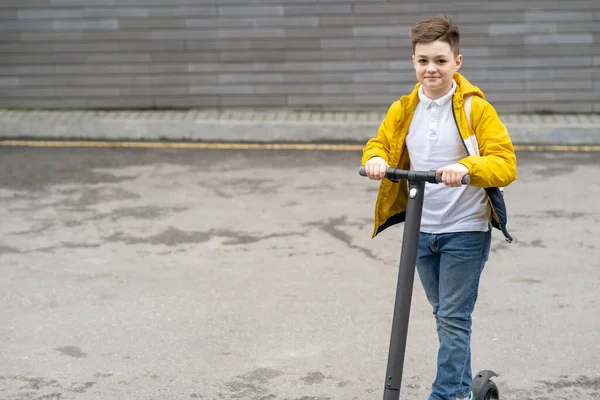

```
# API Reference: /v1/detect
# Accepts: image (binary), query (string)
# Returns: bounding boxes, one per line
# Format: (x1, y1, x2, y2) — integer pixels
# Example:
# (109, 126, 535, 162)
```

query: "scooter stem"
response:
(382, 179, 425, 400)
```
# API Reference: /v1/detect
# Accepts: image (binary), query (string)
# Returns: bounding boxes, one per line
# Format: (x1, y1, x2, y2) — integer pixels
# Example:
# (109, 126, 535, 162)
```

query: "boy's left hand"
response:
(437, 164, 469, 187)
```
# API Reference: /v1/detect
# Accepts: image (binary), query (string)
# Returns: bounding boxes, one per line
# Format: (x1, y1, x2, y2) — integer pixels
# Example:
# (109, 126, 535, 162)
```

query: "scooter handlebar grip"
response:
(359, 166, 470, 185)
(434, 174, 471, 185)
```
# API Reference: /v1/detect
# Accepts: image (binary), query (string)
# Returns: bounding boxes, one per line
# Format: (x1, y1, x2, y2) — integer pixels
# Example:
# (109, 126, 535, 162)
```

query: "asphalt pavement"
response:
(1, 146, 599, 400)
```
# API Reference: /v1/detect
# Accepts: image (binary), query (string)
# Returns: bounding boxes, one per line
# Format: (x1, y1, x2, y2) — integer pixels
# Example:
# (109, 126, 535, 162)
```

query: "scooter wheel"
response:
(472, 370, 499, 400)
(480, 379, 499, 400)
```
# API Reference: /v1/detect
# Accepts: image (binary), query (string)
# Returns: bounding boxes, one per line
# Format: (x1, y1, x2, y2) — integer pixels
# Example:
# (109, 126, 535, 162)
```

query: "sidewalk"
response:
(1, 109, 599, 145)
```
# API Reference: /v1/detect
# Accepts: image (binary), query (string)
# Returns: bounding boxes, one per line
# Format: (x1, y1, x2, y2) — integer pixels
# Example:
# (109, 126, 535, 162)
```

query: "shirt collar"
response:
(418, 79, 457, 109)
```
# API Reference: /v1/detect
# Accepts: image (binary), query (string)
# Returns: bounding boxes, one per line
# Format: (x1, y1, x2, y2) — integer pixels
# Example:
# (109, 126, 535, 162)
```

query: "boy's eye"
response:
(438, 60, 447, 64)
(418, 59, 427, 64)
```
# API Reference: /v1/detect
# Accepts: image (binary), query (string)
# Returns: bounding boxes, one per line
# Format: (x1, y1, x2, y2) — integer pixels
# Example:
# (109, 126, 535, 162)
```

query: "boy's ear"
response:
(455, 54, 463, 71)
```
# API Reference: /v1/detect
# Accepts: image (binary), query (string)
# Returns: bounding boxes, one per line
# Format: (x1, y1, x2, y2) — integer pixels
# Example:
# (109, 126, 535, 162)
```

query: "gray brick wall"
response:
(1, 0, 599, 113)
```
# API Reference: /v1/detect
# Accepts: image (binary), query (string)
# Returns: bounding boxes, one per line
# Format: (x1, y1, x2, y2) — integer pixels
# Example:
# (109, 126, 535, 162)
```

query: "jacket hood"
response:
(453, 72, 485, 100)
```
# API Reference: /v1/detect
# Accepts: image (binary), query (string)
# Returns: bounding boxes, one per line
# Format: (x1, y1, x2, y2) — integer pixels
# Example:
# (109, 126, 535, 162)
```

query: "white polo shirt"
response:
(406, 80, 491, 233)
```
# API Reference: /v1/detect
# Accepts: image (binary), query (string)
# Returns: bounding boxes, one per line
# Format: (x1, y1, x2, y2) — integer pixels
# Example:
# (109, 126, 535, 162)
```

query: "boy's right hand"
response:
(364, 157, 390, 180)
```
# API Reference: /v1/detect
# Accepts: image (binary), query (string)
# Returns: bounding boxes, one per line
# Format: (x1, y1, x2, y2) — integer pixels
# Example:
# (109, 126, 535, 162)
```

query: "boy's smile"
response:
(413, 40, 462, 100)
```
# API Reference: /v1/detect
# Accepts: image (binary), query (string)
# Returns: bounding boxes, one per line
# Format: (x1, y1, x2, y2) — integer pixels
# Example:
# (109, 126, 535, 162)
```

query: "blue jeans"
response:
(416, 230, 492, 400)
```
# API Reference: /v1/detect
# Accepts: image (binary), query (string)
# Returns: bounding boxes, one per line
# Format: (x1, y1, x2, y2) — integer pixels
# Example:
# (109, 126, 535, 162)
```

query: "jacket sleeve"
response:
(361, 101, 401, 165)
(458, 100, 517, 188)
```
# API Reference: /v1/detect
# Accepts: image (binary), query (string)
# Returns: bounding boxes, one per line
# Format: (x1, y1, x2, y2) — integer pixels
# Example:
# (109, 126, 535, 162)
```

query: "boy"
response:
(362, 15, 517, 400)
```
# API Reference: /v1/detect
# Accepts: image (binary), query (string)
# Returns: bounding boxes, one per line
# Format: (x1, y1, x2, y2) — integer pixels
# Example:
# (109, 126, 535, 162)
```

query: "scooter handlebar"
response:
(358, 166, 470, 185)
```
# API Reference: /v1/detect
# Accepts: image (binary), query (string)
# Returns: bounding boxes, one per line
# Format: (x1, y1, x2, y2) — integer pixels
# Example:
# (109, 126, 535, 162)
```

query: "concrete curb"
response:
(1, 110, 599, 145)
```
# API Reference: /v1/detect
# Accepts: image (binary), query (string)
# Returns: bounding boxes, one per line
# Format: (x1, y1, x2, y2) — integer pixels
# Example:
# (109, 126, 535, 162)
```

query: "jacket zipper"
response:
(451, 94, 471, 157)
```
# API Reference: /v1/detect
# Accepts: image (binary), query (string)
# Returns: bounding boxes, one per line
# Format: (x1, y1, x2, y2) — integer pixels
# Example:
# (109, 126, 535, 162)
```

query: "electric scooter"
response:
(358, 166, 499, 400)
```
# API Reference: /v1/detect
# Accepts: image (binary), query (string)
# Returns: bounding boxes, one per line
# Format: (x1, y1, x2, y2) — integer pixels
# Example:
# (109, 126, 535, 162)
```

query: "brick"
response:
(148, 7, 215, 17)
(116, 0, 197, 5)
(86, 98, 153, 109)
(0, 98, 83, 108)
(0, 88, 56, 97)
(53, 19, 119, 30)
(185, 18, 255, 29)
(288, 94, 353, 106)
(186, 40, 252, 51)
(489, 23, 557, 36)
(17, 76, 69, 87)
(322, 60, 388, 71)
(456, 36, 525, 47)
(83, 8, 149, 18)
(526, 80, 593, 90)
(119, 18, 186, 30)
(218, 73, 283, 84)
(64, 76, 132, 86)
(323, 83, 403, 95)
(3, 54, 88, 64)
(452, 69, 487, 81)
(220, 95, 287, 107)
(218, 6, 284, 17)
(319, 15, 388, 27)
(321, 38, 387, 49)
(283, 73, 352, 84)
(55, 87, 120, 97)
(0, 0, 49, 7)
(491, 45, 600, 58)
(388, 60, 414, 70)
(251, 39, 320, 50)
(559, 22, 600, 33)
(86, 53, 151, 63)
(285, 27, 352, 38)
(51, 0, 115, 5)
(55, 64, 125, 74)
(135, 75, 218, 85)
(254, 17, 319, 27)
(451, 12, 525, 24)
(486, 92, 557, 103)
(151, 30, 217, 40)
(188, 85, 253, 95)
(525, 34, 593, 45)
(286, 49, 393, 61)
(18, 9, 82, 19)
(119, 41, 185, 52)
(525, 11, 593, 21)
(353, 26, 411, 37)
(285, 4, 351, 16)
(12, 65, 56, 75)
(0, 21, 52, 31)
(0, 10, 17, 18)
(151, 52, 219, 62)
(354, 3, 418, 14)
(460, 47, 490, 57)
(119, 87, 187, 96)
(254, 84, 321, 95)
(0, 77, 19, 87)
(465, 57, 592, 69)
(555, 67, 600, 79)
(154, 96, 219, 108)
(20, 31, 147, 41)
(353, 71, 416, 83)
(218, 28, 284, 39)
(220, 50, 285, 62)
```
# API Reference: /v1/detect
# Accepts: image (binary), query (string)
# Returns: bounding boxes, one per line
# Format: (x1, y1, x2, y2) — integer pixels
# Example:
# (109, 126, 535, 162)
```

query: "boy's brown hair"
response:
(410, 15, 460, 56)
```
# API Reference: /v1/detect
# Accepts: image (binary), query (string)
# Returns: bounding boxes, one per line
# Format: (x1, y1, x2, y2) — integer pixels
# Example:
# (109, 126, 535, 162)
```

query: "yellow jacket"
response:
(362, 72, 517, 241)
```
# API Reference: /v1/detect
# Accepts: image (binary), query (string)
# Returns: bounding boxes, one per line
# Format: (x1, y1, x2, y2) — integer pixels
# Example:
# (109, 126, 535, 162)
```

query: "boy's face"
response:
(412, 40, 462, 99)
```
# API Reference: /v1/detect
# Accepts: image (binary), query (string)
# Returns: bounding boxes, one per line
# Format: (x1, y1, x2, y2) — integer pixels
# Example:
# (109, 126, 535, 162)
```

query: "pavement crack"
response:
(305, 216, 381, 261)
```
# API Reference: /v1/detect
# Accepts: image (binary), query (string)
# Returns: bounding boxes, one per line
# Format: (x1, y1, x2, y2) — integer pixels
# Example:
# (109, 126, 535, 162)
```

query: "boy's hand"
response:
(437, 164, 469, 187)
(365, 157, 390, 180)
